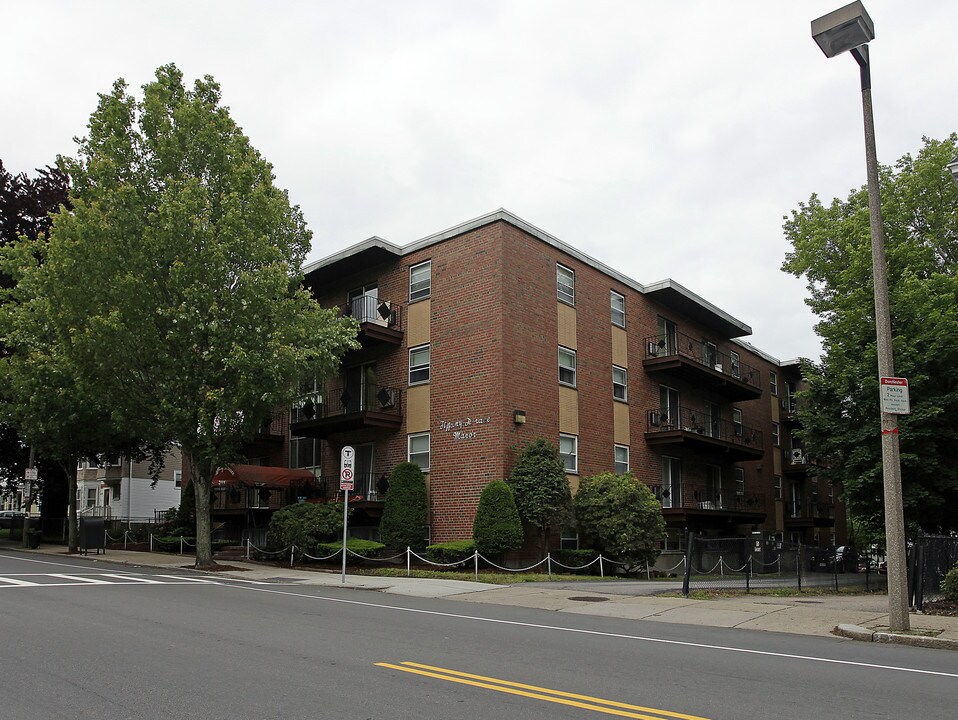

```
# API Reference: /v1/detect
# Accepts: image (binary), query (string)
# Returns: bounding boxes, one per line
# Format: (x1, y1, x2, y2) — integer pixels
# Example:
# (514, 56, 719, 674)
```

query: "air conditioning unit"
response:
(647, 341, 658, 357)
(790, 449, 806, 464)
(714, 363, 723, 373)
(648, 411, 661, 427)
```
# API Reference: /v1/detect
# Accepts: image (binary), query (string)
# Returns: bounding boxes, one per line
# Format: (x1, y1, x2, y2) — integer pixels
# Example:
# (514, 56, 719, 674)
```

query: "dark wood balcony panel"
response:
(645, 406, 764, 461)
(643, 333, 762, 402)
(291, 409, 402, 439)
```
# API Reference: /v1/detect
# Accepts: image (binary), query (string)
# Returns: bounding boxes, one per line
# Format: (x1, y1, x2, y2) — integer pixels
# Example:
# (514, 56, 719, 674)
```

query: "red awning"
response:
(212, 465, 317, 489)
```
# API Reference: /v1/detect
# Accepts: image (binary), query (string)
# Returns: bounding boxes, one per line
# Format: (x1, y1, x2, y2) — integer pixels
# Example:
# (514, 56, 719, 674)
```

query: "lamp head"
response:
(811, 1, 875, 58)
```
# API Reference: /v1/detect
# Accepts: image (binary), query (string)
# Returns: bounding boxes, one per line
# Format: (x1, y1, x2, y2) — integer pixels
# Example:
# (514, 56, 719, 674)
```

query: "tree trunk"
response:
(190, 455, 217, 570)
(67, 463, 78, 553)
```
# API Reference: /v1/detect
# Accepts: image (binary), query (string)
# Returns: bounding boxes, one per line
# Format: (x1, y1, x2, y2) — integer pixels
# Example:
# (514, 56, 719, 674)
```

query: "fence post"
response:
(150, 533, 153, 552)
(547, 553, 552, 580)
(407, 547, 411, 577)
(746, 556, 752, 593)
(646, 561, 650, 580)
(179, 536, 184, 555)
(719, 555, 724, 577)
(797, 542, 803, 592)
(474, 551, 479, 582)
(246, 538, 250, 560)
(291, 545, 295, 568)
(681, 530, 693, 597)
(124, 530, 129, 550)
(599, 555, 605, 578)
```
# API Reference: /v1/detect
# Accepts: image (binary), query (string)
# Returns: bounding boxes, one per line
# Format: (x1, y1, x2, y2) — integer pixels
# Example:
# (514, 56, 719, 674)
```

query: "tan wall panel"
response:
(567, 474, 580, 495)
(406, 384, 430, 433)
(612, 326, 628, 367)
(407, 299, 431, 347)
(557, 302, 576, 349)
(613, 402, 630, 445)
(558, 385, 579, 435)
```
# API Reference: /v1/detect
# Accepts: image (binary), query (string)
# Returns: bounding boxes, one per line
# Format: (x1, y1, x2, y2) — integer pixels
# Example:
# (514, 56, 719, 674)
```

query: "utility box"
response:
(79, 516, 106, 555)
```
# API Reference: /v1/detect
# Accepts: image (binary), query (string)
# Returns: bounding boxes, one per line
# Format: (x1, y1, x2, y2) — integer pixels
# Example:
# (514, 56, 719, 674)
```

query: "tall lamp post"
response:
(811, 1, 909, 631)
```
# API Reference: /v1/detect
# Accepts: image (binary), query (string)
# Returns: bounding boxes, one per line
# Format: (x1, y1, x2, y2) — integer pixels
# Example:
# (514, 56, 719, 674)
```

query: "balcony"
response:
(242, 416, 285, 457)
(343, 295, 403, 347)
(784, 499, 835, 528)
(643, 332, 762, 401)
(290, 383, 403, 439)
(649, 480, 766, 525)
(645, 406, 764, 461)
(783, 450, 824, 475)
(780, 396, 801, 426)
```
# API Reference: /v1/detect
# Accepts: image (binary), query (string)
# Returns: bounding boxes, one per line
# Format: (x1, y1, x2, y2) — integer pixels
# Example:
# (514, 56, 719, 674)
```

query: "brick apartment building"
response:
(275, 209, 844, 552)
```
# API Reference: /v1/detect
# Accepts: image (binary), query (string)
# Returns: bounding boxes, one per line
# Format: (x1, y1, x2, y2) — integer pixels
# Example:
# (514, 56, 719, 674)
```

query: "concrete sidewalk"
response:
(9, 543, 958, 651)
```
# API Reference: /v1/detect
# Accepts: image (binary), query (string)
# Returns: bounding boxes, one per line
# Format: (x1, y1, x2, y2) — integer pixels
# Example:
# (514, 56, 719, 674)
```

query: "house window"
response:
(408, 432, 430, 470)
(557, 264, 575, 305)
(560, 528, 579, 550)
(735, 467, 745, 497)
(290, 437, 319, 470)
(173, 470, 182, 488)
(730, 350, 741, 379)
(774, 475, 782, 500)
(409, 260, 431, 301)
(771, 422, 780, 447)
(732, 408, 743, 437)
(86, 488, 96, 508)
(113, 484, 121, 501)
(610, 290, 625, 328)
(614, 445, 629, 474)
(702, 340, 718, 369)
(558, 346, 576, 387)
(612, 365, 628, 401)
(409, 344, 431, 385)
(659, 385, 680, 427)
(657, 316, 678, 355)
(770, 370, 778, 396)
(559, 434, 578, 473)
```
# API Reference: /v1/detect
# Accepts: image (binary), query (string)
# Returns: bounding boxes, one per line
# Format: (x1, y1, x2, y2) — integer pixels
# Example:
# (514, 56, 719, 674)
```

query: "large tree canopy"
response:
(782, 133, 958, 535)
(1, 65, 359, 565)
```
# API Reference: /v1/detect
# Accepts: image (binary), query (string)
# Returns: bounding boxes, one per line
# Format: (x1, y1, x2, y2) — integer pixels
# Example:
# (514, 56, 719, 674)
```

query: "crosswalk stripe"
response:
(48, 574, 111, 584)
(0, 576, 38, 586)
(99, 574, 166, 584)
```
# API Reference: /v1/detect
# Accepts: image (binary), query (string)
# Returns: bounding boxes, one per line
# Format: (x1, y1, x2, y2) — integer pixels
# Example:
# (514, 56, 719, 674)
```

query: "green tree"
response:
(472, 480, 523, 557)
(268, 502, 344, 556)
(507, 438, 572, 554)
(0, 65, 359, 566)
(573, 471, 665, 569)
(782, 134, 958, 535)
(379, 462, 428, 551)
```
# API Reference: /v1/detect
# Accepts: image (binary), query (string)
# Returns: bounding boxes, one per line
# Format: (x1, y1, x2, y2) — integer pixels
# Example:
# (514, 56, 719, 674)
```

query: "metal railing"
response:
(342, 295, 402, 332)
(646, 405, 764, 449)
(644, 331, 760, 387)
(649, 480, 766, 513)
(291, 383, 402, 423)
(785, 499, 834, 520)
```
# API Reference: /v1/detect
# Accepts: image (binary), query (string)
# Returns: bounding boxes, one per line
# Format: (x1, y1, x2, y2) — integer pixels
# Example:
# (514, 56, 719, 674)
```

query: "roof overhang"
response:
(643, 279, 751, 338)
(303, 236, 403, 290)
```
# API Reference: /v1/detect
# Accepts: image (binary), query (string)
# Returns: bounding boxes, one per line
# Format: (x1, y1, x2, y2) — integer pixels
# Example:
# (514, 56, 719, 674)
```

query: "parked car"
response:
(0, 510, 27, 529)
(810, 546, 858, 573)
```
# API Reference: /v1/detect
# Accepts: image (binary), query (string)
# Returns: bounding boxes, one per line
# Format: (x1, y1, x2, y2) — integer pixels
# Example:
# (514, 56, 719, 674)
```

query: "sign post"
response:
(340, 446, 355, 583)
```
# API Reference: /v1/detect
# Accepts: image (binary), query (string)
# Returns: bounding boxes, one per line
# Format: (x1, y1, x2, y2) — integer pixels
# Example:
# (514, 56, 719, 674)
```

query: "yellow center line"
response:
(375, 661, 711, 720)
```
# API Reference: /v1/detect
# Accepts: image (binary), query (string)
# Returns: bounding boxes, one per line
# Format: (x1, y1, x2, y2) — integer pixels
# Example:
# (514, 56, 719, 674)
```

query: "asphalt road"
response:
(1, 550, 954, 720)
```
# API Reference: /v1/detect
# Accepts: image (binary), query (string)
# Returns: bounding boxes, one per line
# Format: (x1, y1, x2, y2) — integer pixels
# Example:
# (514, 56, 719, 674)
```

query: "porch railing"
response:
(644, 331, 760, 387)
(646, 405, 763, 449)
(342, 295, 402, 332)
(649, 480, 766, 513)
(291, 383, 402, 423)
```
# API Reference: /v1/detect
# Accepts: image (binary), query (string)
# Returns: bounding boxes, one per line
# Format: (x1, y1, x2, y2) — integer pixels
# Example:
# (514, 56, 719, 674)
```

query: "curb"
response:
(835, 623, 958, 651)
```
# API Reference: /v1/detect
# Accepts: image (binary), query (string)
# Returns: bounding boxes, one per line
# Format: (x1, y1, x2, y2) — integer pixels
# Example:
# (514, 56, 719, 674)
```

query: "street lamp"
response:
(811, 2, 909, 632)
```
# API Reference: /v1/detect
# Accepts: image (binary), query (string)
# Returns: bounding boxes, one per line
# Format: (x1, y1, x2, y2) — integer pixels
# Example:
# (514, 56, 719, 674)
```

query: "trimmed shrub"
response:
(268, 502, 345, 555)
(508, 438, 572, 553)
(574, 472, 665, 570)
(379, 462, 428, 551)
(550, 549, 600, 574)
(425, 540, 476, 565)
(314, 538, 386, 564)
(473, 480, 523, 556)
(942, 567, 958, 601)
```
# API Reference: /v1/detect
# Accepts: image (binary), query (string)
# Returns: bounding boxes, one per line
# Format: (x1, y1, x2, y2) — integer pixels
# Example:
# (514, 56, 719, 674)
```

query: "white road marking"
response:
(0, 576, 38, 586)
(48, 573, 111, 584)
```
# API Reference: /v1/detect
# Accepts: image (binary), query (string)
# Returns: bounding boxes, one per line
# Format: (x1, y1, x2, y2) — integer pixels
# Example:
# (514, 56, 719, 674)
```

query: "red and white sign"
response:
(879, 377, 910, 415)
(340, 446, 355, 491)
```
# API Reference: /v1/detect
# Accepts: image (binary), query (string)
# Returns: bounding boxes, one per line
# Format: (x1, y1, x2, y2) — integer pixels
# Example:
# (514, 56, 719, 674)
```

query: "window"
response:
(86, 488, 96, 508)
(656, 316, 678, 355)
(409, 344, 431, 385)
(610, 290, 625, 327)
(659, 385, 680, 427)
(614, 445, 629, 475)
(771, 422, 780, 447)
(559, 434, 578, 473)
(732, 408, 743, 437)
(173, 470, 183, 488)
(661, 456, 681, 508)
(408, 432, 430, 470)
(557, 264, 575, 305)
(409, 260, 431, 301)
(347, 284, 378, 323)
(290, 437, 319, 469)
(612, 365, 628, 401)
(769, 370, 778, 396)
(735, 467, 745, 497)
(560, 528, 579, 550)
(730, 350, 741, 379)
(113, 484, 121, 501)
(774, 475, 782, 500)
(558, 346, 576, 386)
(702, 340, 718, 368)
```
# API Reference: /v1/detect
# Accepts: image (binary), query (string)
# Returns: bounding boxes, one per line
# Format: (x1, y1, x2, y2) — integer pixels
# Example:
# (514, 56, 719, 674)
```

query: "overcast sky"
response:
(5, 1, 956, 362)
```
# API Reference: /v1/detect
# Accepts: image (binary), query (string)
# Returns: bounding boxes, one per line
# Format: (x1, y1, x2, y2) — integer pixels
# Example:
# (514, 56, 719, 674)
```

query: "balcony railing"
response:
(646, 405, 764, 460)
(643, 332, 762, 400)
(342, 295, 403, 345)
(290, 383, 403, 438)
(786, 499, 834, 520)
(649, 480, 766, 515)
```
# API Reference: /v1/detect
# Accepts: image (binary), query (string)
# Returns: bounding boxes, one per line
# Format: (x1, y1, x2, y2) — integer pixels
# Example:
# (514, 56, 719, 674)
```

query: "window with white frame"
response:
(559, 434, 578, 473)
(612, 365, 628, 401)
(409, 344, 431, 385)
(173, 470, 183, 488)
(774, 475, 782, 500)
(557, 264, 575, 305)
(86, 488, 96, 507)
(661, 456, 681, 508)
(409, 260, 431, 301)
(771, 422, 780, 447)
(290, 436, 319, 470)
(730, 350, 741, 379)
(614, 444, 629, 475)
(735, 467, 745, 497)
(408, 432, 430, 470)
(732, 408, 743, 437)
(610, 290, 625, 327)
(769, 370, 778, 396)
(558, 346, 576, 386)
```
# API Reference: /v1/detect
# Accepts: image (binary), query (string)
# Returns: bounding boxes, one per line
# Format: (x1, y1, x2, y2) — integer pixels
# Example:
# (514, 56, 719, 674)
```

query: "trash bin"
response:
(79, 517, 106, 555)
(26, 530, 41, 549)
